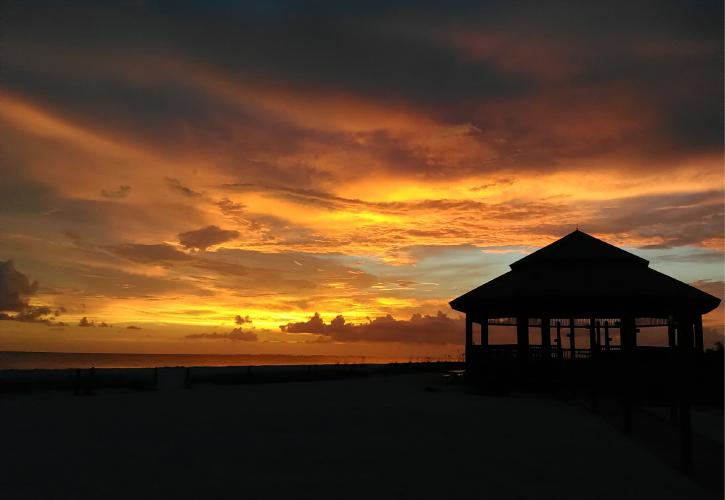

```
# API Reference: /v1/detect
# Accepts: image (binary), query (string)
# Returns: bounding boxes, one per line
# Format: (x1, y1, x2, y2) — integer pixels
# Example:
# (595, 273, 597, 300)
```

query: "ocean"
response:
(0, 351, 451, 370)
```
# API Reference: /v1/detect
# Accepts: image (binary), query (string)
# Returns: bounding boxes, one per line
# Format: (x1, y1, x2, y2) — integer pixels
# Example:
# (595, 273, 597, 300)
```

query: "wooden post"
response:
(621, 316, 636, 351)
(589, 318, 597, 356)
(604, 321, 610, 351)
(591, 319, 601, 413)
(596, 321, 602, 347)
(465, 315, 473, 368)
(541, 317, 551, 359)
(516, 316, 529, 363)
(568, 319, 576, 359)
(556, 321, 562, 358)
(694, 315, 704, 354)
(481, 317, 489, 348)
(668, 317, 678, 423)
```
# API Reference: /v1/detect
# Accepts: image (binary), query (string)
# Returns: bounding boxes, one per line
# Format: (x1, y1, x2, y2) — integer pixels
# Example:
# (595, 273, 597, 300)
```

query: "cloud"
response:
(101, 185, 131, 198)
(165, 177, 201, 198)
(235, 314, 252, 325)
(79, 316, 94, 327)
(112, 243, 189, 263)
(77, 317, 111, 327)
(13, 305, 54, 322)
(185, 327, 258, 342)
(0, 260, 38, 312)
(693, 280, 724, 300)
(281, 311, 464, 345)
(178, 225, 240, 251)
(0, 1, 722, 351)
(584, 191, 724, 249)
(282, 312, 327, 334)
(0, 260, 59, 323)
(126, 325, 142, 330)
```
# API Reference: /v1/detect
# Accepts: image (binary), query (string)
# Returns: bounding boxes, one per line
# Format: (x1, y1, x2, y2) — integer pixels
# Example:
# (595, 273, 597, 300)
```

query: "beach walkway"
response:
(0, 372, 718, 499)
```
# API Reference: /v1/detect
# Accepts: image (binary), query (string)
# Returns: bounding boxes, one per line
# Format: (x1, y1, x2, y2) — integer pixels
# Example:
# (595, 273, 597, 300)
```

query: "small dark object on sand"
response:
(441, 369, 465, 384)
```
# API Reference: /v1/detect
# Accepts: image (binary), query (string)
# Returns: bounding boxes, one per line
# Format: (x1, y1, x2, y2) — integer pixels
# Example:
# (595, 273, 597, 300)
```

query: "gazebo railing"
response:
(485, 318, 669, 328)
(470, 344, 632, 363)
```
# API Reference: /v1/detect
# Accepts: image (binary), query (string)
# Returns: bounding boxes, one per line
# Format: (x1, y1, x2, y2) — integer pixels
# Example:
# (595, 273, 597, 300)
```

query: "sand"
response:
(0, 371, 718, 500)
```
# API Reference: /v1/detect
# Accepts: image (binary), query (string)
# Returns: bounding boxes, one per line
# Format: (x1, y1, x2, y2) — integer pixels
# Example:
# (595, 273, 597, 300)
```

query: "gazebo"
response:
(449, 230, 721, 472)
(449, 230, 720, 366)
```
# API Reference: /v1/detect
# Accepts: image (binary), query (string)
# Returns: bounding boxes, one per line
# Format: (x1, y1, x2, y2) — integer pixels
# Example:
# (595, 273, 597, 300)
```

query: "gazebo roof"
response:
(510, 230, 648, 269)
(449, 230, 720, 318)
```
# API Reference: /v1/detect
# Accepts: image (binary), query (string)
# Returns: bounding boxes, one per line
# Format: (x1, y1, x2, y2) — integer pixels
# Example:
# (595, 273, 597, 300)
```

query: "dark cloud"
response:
(0, 177, 60, 215)
(126, 325, 142, 330)
(235, 315, 252, 325)
(178, 225, 239, 250)
(79, 316, 94, 327)
(281, 311, 463, 345)
(76, 318, 111, 328)
(186, 327, 258, 342)
(13, 306, 54, 323)
(0, 260, 38, 312)
(165, 178, 202, 198)
(583, 191, 724, 249)
(282, 312, 327, 334)
(0, 260, 59, 323)
(3, 1, 720, 181)
(101, 185, 131, 199)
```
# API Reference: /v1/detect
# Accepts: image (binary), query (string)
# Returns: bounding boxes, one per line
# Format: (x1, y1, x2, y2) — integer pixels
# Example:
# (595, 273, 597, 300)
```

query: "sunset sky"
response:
(0, 0, 722, 355)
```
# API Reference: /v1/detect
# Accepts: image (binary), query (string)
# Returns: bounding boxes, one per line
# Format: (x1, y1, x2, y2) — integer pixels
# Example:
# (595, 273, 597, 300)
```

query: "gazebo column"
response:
(667, 320, 676, 348)
(555, 321, 563, 357)
(541, 317, 551, 359)
(620, 316, 637, 351)
(568, 319, 576, 358)
(667, 317, 678, 423)
(481, 317, 489, 349)
(589, 317, 600, 413)
(596, 320, 602, 347)
(693, 315, 704, 354)
(465, 315, 473, 367)
(516, 316, 529, 363)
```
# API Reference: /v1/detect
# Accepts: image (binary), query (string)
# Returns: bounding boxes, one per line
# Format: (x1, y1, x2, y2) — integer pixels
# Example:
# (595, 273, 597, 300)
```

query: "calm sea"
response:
(0, 351, 450, 370)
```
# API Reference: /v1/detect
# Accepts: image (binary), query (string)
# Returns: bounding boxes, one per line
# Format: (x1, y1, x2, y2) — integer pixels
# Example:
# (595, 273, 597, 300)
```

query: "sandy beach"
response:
(0, 371, 719, 500)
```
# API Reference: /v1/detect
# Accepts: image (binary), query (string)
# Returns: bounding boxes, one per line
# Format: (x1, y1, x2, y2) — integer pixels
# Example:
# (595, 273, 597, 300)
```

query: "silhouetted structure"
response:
(449, 230, 721, 472)
(450, 230, 718, 362)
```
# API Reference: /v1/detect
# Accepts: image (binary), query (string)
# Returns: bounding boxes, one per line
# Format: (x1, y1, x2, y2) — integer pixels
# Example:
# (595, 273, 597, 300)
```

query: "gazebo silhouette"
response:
(450, 230, 719, 365)
(449, 230, 721, 473)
